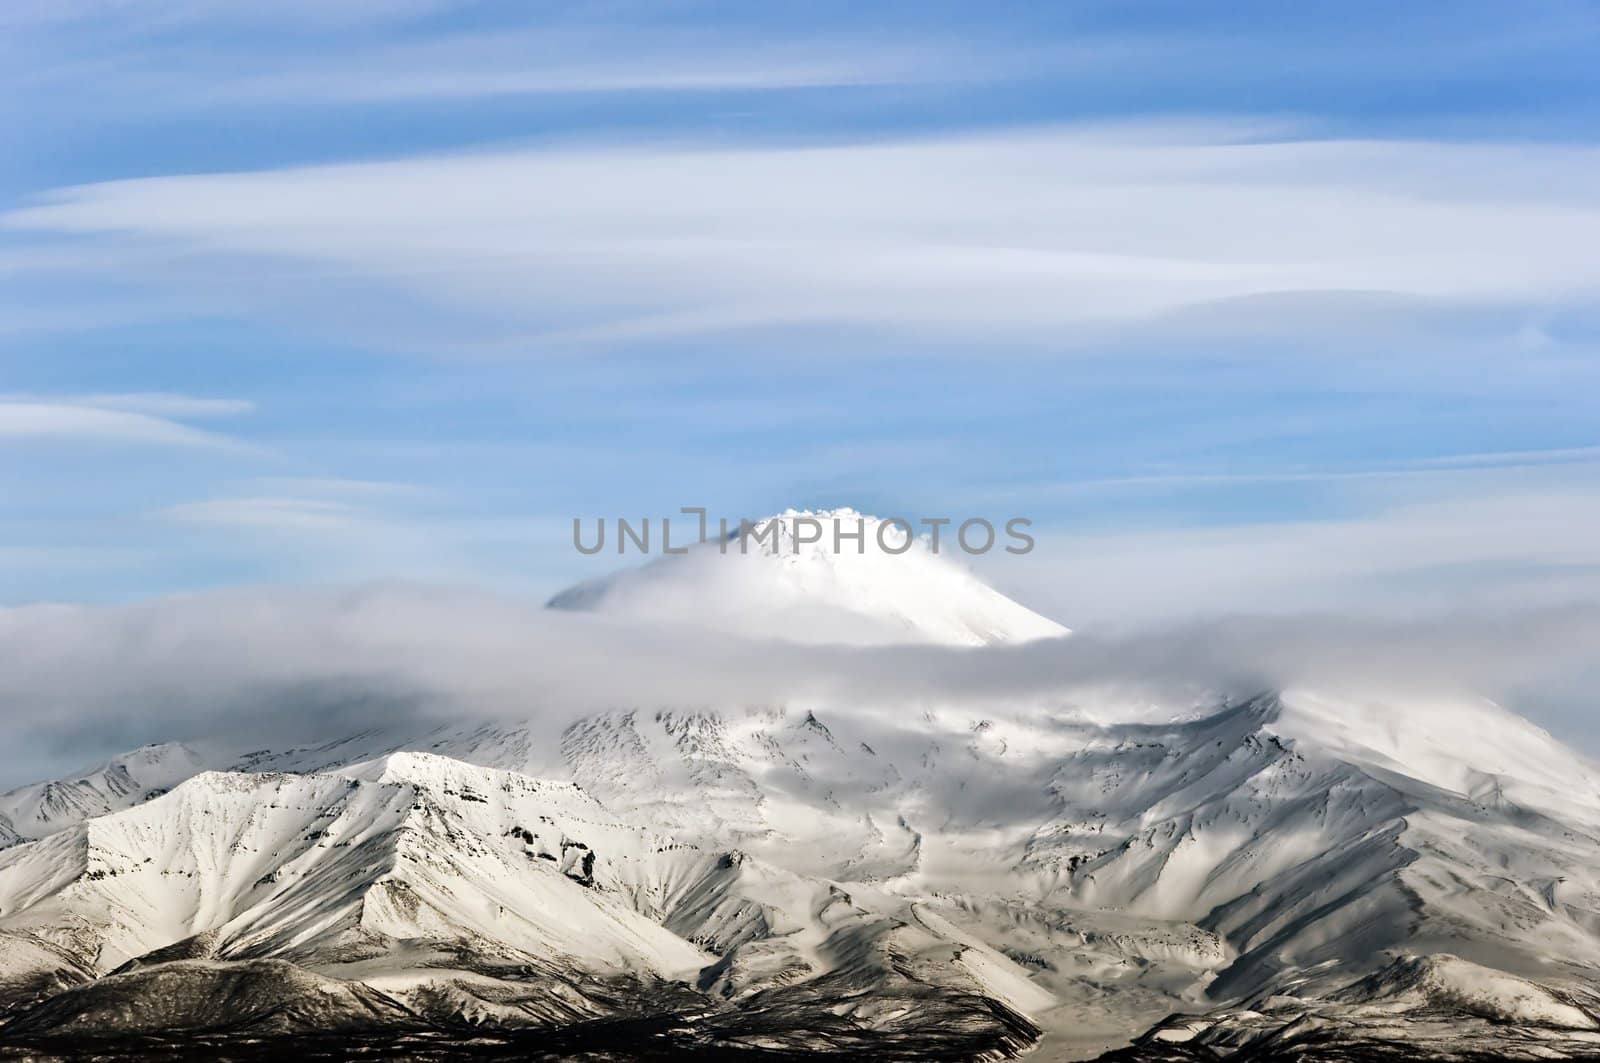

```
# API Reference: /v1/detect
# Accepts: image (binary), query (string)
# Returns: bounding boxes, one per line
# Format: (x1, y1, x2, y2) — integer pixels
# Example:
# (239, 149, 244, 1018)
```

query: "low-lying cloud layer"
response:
(1, 584, 1595, 788)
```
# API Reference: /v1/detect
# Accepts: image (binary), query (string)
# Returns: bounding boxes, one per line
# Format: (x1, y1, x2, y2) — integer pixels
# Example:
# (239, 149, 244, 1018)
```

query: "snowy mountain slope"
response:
(0, 744, 206, 849)
(4, 525, 1600, 1057)
(181, 681, 1600, 1055)
(1115, 954, 1600, 1061)
(1, 958, 425, 1040)
(551, 690, 1600, 1057)
(549, 508, 1069, 646)
(0, 753, 1051, 1059)
(286, 705, 1600, 1061)
(0, 756, 707, 980)
(9, 688, 1600, 1057)
(1032, 692, 1600, 1017)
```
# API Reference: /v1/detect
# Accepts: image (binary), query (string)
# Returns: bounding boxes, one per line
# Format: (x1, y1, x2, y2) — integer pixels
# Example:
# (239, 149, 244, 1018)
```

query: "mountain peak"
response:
(549, 508, 1068, 646)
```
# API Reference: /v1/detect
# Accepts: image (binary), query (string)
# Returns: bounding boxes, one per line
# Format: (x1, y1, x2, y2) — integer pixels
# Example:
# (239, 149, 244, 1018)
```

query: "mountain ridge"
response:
(0, 751, 1054, 1058)
(3, 519, 1600, 1058)
(6, 685, 1600, 1058)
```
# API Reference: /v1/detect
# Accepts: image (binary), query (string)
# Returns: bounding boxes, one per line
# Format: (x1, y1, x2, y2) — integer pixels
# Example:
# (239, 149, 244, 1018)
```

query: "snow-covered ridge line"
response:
(5, 687, 1600, 1058)
(0, 749, 1056, 1057)
(5, 525, 1600, 1057)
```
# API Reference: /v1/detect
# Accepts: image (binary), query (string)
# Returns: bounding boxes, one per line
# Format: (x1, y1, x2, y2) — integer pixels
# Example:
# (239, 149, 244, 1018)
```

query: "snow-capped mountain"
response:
(0, 752, 1043, 1059)
(549, 508, 1069, 646)
(2, 512, 1600, 1060)
(0, 743, 207, 849)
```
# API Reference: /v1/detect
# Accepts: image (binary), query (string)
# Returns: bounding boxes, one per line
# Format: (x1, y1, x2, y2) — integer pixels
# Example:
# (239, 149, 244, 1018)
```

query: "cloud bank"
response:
(1, 584, 1595, 787)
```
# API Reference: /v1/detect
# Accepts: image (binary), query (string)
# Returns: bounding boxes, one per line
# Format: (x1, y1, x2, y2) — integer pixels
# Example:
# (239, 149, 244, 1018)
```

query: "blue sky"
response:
(4, 0, 1600, 625)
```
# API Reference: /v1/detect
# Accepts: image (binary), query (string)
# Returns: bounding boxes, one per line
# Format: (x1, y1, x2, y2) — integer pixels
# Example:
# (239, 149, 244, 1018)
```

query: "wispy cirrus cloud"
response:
(215, 31, 946, 103)
(0, 398, 259, 453)
(1016, 443, 1600, 495)
(251, 476, 430, 499)
(984, 483, 1600, 628)
(1, 392, 253, 418)
(162, 496, 368, 533)
(145, 487, 575, 594)
(9, 125, 1600, 350)
(160, 477, 434, 536)
(5, 6, 964, 113)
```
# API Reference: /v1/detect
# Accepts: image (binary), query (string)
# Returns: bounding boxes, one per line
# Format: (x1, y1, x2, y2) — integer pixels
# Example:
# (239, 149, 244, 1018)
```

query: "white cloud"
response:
(0, 400, 257, 453)
(1, 391, 253, 418)
(149, 492, 566, 589)
(251, 477, 427, 499)
(10, 125, 1600, 348)
(222, 39, 935, 102)
(1, 583, 1597, 787)
(6, 13, 961, 112)
(162, 496, 367, 533)
(986, 486, 1600, 627)
(1008, 444, 1600, 495)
